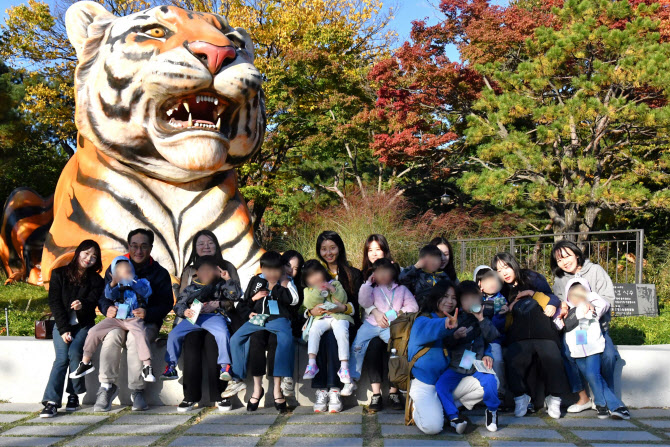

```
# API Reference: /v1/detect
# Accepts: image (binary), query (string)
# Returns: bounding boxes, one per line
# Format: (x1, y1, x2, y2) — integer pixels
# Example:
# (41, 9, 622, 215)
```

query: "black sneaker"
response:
(485, 409, 498, 432)
(69, 361, 95, 379)
(65, 395, 80, 412)
(527, 402, 537, 414)
(177, 401, 196, 412)
(40, 402, 58, 418)
(161, 364, 179, 380)
(596, 405, 609, 419)
(610, 406, 631, 420)
(217, 398, 233, 412)
(388, 392, 403, 411)
(450, 417, 468, 434)
(142, 365, 156, 382)
(368, 393, 383, 412)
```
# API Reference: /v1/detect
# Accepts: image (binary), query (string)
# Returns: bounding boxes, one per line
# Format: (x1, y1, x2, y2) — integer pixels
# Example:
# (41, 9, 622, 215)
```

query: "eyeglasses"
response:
(129, 244, 152, 251)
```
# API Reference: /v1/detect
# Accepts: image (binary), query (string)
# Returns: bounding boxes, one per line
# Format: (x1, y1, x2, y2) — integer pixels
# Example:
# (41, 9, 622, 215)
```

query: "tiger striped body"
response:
(41, 2, 266, 284)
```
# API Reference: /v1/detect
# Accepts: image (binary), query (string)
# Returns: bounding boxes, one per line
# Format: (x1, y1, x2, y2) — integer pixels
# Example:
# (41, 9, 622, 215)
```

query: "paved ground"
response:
(1, 403, 670, 447)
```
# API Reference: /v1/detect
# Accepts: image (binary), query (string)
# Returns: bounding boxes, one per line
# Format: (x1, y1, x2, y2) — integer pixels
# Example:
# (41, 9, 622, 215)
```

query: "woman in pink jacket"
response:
(343, 257, 418, 411)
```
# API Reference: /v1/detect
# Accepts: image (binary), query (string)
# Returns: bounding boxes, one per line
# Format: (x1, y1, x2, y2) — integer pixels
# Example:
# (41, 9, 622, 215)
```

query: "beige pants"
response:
(96, 322, 159, 390)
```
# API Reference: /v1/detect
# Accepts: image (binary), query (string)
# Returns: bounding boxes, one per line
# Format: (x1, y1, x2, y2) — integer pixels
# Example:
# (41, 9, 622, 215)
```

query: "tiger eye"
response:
(146, 27, 165, 38)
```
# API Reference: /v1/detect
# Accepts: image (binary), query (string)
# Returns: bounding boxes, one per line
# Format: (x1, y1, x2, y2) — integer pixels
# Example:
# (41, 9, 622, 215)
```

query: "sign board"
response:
(612, 283, 658, 317)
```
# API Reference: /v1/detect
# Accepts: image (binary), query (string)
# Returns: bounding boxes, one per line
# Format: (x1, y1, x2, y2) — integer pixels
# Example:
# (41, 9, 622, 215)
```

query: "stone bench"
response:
(1, 336, 668, 408)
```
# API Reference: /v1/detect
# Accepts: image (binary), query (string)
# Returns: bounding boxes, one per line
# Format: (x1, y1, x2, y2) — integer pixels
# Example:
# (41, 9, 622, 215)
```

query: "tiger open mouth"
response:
(158, 91, 237, 138)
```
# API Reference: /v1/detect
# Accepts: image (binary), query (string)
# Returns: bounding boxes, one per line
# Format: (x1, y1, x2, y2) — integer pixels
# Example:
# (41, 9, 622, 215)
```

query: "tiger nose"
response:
(188, 41, 236, 75)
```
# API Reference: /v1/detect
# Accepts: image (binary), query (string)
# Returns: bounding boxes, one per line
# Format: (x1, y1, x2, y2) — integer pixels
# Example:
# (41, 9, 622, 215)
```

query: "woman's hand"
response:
(61, 332, 72, 343)
(544, 304, 557, 318)
(328, 299, 347, 314)
(252, 290, 269, 302)
(453, 326, 468, 339)
(559, 302, 569, 319)
(445, 308, 459, 330)
(70, 300, 82, 311)
(371, 309, 389, 329)
(184, 309, 195, 319)
(132, 308, 146, 319)
(201, 301, 218, 314)
(516, 290, 534, 299)
(106, 306, 118, 318)
(249, 312, 258, 319)
(310, 306, 326, 317)
(482, 355, 493, 370)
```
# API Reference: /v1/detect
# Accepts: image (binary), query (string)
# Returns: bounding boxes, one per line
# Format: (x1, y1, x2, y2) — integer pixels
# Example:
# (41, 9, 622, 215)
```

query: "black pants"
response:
(363, 336, 389, 384)
(312, 330, 342, 389)
(182, 331, 226, 403)
(505, 339, 570, 398)
(248, 331, 278, 377)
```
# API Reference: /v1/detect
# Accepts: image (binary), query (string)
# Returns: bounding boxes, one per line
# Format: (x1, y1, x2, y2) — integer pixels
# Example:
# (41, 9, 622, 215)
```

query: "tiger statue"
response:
(38, 2, 266, 285)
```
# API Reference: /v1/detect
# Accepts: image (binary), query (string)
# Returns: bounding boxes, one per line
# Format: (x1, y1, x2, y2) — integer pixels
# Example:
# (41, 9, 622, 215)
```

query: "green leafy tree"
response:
(460, 0, 670, 236)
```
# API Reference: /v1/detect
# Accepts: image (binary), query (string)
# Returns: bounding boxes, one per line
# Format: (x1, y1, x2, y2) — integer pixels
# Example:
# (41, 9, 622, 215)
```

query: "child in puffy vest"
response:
(435, 281, 500, 434)
(70, 256, 154, 382)
(564, 278, 630, 420)
(161, 256, 242, 382)
(399, 245, 449, 308)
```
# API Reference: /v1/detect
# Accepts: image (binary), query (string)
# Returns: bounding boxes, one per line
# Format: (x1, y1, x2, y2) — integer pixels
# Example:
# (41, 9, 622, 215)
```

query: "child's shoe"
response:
(281, 377, 295, 397)
(221, 380, 247, 398)
(388, 392, 403, 411)
(610, 407, 631, 420)
(368, 393, 383, 412)
(161, 364, 179, 380)
(514, 394, 531, 417)
(303, 364, 319, 380)
(219, 364, 232, 381)
(545, 395, 562, 419)
(142, 365, 156, 382)
(337, 367, 351, 384)
(596, 405, 609, 419)
(450, 417, 468, 434)
(341, 381, 357, 397)
(485, 409, 498, 432)
(70, 361, 95, 379)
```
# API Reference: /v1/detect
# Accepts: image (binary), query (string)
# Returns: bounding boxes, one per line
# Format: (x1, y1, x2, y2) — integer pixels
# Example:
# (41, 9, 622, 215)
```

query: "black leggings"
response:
(248, 331, 278, 377)
(182, 331, 226, 403)
(505, 339, 570, 398)
(362, 336, 389, 384)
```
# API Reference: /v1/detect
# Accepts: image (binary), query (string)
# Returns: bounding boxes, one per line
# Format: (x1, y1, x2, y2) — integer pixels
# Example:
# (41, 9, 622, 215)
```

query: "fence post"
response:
(460, 241, 466, 274)
(509, 238, 515, 255)
(4, 308, 8, 336)
(636, 229, 644, 283)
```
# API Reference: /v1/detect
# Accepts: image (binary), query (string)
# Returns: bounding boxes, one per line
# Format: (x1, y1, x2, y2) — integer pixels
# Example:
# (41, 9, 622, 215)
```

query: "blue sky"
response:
(0, 0, 479, 61)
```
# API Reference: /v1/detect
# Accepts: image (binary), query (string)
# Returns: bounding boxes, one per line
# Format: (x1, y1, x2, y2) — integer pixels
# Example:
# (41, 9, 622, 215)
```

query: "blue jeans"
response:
(436, 369, 500, 420)
(230, 318, 294, 379)
(42, 325, 89, 406)
(563, 331, 620, 392)
(349, 321, 390, 381)
(575, 354, 624, 409)
(165, 314, 230, 366)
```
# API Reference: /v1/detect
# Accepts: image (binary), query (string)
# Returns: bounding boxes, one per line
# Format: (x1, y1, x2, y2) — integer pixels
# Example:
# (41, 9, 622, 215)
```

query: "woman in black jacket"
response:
(40, 240, 104, 418)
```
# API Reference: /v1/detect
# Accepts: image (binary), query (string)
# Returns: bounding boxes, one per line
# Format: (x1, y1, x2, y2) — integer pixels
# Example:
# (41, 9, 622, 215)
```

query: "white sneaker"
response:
(340, 382, 357, 397)
(141, 365, 156, 383)
(328, 389, 343, 413)
(314, 390, 328, 413)
(514, 394, 531, 417)
(485, 409, 498, 432)
(545, 395, 562, 419)
(450, 417, 467, 434)
(567, 399, 593, 413)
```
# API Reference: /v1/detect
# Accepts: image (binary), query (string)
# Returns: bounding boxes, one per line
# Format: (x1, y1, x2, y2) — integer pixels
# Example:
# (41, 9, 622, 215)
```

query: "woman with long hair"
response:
(429, 236, 459, 284)
(361, 234, 394, 280)
(177, 230, 242, 412)
(40, 240, 104, 418)
(308, 231, 363, 413)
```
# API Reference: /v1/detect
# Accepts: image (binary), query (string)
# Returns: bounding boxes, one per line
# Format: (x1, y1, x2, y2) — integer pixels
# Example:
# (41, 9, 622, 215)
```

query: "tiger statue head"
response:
(65, 2, 265, 183)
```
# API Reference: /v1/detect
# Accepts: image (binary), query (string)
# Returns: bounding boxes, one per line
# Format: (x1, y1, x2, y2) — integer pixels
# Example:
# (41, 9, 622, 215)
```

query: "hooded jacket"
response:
(99, 254, 173, 326)
(563, 278, 610, 358)
(552, 259, 615, 333)
(238, 275, 295, 322)
(444, 311, 497, 375)
(303, 280, 353, 323)
(358, 280, 418, 327)
(102, 256, 152, 313)
(399, 266, 450, 308)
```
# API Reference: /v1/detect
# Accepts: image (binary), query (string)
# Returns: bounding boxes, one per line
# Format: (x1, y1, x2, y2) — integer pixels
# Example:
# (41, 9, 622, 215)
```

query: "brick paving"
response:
(1, 403, 669, 446)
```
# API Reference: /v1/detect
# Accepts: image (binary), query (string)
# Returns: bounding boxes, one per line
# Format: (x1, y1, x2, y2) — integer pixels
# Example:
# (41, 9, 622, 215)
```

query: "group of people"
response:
(40, 228, 630, 436)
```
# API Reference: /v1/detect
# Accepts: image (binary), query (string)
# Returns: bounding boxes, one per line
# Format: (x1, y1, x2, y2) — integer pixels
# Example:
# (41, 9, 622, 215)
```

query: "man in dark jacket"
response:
(94, 229, 173, 412)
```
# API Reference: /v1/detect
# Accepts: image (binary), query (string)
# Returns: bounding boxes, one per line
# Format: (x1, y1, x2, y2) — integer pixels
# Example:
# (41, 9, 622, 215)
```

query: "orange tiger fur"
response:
(40, 2, 265, 286)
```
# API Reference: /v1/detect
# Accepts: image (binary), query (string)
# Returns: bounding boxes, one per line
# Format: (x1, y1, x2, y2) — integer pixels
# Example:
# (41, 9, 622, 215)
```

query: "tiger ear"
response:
(66, 1, 115, 60)
(231, 27, 255, 62)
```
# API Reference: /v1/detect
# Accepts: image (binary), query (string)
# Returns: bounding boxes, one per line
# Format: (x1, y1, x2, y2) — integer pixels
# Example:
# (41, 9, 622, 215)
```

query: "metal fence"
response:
(453, 229, 644, 284)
